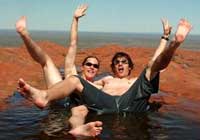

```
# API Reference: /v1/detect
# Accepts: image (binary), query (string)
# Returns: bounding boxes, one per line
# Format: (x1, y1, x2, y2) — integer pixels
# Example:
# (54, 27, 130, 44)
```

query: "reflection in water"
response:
(88, 113, 152, 140)
(0, 92, 199, 140)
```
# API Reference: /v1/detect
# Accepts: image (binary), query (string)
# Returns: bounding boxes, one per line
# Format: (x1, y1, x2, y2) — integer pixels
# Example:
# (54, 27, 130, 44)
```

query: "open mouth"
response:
(118, 67, 124, 73)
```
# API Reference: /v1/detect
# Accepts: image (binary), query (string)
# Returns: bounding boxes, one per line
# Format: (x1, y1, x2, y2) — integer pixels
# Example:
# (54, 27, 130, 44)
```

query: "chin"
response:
(117, 74, 124, 78)
(86, 75, 94, 80)
(118, 73, 128, 78)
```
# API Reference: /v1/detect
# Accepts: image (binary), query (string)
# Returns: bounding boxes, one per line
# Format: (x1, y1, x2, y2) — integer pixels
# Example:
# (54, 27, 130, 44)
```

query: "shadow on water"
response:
(0, 91, 200, 140)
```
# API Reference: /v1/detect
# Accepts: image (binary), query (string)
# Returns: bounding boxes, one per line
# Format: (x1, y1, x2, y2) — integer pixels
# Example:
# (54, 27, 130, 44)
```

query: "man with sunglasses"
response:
(17, 19, 192, 136)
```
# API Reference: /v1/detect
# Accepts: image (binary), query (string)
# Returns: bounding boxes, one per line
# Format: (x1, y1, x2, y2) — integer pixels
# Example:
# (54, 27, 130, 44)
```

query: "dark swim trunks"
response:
(74, 68, 159, 114)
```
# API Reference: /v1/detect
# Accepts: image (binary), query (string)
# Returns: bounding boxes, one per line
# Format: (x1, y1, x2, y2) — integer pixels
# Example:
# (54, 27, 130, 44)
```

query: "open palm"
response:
(74, 4, 88, 18)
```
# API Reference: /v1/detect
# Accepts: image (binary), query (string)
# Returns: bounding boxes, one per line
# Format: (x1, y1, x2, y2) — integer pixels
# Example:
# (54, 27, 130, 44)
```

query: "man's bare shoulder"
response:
(129, 77, 138, 84)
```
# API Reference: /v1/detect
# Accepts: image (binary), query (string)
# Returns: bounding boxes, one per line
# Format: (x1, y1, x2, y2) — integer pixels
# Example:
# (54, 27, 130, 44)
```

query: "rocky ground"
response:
(0, 41, 199, 118)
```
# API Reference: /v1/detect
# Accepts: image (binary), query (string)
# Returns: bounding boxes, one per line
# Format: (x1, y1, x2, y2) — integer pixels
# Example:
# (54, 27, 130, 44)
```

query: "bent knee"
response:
(67, 75, 80, 84)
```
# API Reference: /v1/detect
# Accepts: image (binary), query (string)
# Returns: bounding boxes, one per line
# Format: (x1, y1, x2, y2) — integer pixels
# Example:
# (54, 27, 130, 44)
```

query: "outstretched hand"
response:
(74, 4, 88, 19)
(161, 18, 172, 37)
(16, 16, 28, 35)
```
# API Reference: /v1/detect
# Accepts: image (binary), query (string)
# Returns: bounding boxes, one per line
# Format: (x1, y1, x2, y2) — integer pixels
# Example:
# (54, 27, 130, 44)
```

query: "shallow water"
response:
(0, 92, 200, 140)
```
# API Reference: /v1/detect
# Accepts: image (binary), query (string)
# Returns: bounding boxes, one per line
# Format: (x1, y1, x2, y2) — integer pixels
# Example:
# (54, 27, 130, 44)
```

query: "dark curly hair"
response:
(111, 52, 134, 75)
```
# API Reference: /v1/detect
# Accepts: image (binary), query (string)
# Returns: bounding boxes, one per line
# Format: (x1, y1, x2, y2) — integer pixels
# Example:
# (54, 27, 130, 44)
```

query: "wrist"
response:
(161, 35, 169, 41)
(163, 33, 170, 38)
(73, 16, 79, 20)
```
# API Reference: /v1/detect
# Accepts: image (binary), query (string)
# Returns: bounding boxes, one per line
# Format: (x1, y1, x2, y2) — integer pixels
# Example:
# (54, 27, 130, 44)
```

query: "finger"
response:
(82, 3, 88, 8)
(161, 18, 164, 25)
(165, 19, 169, 27)
(82, 6, 88, 13)
(82, 12, 86, 16)
(169, 26, 172, 34)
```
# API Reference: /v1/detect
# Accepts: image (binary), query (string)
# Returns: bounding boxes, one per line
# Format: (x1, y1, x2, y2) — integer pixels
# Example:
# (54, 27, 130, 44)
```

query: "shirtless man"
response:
(17, 18, 191, 133)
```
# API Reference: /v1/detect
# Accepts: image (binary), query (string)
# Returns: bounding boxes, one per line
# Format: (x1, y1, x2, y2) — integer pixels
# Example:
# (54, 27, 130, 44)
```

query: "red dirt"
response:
(0, 41, 199, 119)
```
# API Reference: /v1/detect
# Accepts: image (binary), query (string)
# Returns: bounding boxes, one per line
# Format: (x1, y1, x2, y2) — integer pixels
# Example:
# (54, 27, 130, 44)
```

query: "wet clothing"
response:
(52, 92, 82, 109)
(74, 68, 159, 114)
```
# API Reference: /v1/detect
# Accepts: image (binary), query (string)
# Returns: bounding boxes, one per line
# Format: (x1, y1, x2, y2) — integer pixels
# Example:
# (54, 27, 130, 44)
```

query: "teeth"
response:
(118, 68, 124, 72)
(88, 70, 94, 74)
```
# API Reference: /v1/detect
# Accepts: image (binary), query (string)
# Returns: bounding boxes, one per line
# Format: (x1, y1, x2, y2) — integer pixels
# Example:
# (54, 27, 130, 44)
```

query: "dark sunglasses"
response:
(84, 62, 99, 69)
(114, 59, 128, 65)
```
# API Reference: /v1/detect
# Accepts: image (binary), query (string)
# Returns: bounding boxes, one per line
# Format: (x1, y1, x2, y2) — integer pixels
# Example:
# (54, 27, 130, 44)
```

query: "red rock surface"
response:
(0, 41, 200, 118)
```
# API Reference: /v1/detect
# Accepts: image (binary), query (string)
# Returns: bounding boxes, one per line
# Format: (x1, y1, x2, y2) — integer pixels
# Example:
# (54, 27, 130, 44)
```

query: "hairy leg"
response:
(68, 105, 102, 137)
(69, 105, 88, 129)
(146, 19, 192, 80)
(17, 76, 83, 108)
(17, 78, 102, 136)
(16, 16, 62, 88)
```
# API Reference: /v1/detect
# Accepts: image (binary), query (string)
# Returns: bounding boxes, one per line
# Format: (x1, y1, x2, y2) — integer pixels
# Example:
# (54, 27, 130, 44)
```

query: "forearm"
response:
(64, 45, 78, 77)
(64, 17, 79, 77)
(70, 17, 79, 46)
(151, 37, 168, 62)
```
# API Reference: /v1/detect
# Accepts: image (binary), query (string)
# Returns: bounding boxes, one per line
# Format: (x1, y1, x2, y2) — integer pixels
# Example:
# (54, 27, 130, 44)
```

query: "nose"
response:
(90, 65, 95, 69)
(119, 61, 123, 64)
(117, 61, 123, 65)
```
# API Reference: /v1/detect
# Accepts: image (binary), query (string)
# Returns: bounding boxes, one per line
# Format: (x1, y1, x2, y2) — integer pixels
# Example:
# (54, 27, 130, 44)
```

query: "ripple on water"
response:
(0, 92, 200, 140)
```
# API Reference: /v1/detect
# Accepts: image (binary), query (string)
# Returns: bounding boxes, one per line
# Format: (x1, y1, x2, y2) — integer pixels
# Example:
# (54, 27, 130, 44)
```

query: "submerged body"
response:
(77, 68, 159, 114)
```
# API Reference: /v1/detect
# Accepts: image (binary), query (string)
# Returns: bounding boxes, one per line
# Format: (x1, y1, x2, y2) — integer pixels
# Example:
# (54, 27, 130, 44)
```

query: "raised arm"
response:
(146, 19, 192, 80)
(151, 18, 172, 61)
(64, 4, 88, 78)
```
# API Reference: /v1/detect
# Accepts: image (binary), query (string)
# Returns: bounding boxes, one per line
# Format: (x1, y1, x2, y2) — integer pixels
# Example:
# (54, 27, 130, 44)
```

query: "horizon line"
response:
(0, 28, 199, 36)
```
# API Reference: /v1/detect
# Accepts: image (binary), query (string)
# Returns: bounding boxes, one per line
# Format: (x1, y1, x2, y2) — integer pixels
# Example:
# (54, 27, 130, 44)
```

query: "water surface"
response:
(0, 92, 199, 140)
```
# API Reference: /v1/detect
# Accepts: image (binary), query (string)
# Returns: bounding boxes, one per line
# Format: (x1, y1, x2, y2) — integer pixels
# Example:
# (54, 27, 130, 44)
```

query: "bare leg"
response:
(17, 78, 102, 136)
(156, 18, 192, 70)
(67, 105, 102, 137)
(17, 76, 83, 107)
(147, 19, 192, 80)
(69, 105, 88, 128)
(17, 78, 48, 108)
(16, 16, 62, 88)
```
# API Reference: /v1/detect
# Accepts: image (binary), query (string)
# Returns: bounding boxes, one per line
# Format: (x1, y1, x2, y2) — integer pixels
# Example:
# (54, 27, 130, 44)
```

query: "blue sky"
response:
(0, 0, 199, 34)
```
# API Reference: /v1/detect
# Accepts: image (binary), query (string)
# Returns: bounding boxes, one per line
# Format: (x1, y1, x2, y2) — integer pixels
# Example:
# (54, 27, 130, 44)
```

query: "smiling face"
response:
(111, 52, 134, 78)
(81, 57, 99, 81)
